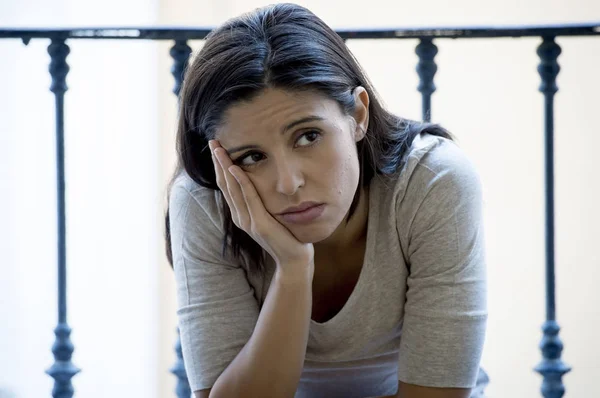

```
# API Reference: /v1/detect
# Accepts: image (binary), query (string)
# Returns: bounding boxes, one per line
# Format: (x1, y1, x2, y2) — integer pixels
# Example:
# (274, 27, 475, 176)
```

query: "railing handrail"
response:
(4, 19, 592, 398)
(1, 22, 599, 42)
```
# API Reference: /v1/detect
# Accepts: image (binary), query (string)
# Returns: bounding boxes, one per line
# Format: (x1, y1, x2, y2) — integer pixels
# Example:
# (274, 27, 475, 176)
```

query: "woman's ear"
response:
(352, 86, 369, 141)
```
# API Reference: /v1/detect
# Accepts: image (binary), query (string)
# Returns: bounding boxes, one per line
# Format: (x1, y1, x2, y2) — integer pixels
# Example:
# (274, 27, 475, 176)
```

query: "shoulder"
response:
(169, 171, 224, 227)
(168, 171, 227, 256)
(371, 132, 483, 244)
(411, 132, 481, 185)
(170, 171, 217, 206)
(376, 132, 482, 208)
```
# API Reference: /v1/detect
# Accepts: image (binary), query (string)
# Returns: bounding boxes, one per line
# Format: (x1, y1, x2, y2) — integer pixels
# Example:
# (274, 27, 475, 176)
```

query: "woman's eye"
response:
(235, 152, 265, 167)
(234, 130, 321, 168)
(296, 130, 321, 147)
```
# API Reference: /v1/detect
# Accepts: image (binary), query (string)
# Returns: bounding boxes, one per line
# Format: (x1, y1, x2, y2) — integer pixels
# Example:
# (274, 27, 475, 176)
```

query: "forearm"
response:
(210, 266, 313, 398)
(366, 381, 472, 398)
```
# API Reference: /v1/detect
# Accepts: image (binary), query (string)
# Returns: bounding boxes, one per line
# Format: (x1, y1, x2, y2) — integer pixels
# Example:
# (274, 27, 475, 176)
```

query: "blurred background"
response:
(1, 0, 599, 397)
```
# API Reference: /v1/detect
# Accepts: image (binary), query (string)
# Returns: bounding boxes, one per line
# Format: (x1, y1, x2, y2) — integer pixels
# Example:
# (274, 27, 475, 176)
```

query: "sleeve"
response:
(169, 180, 259, 391)
(396, 144, 488, 388)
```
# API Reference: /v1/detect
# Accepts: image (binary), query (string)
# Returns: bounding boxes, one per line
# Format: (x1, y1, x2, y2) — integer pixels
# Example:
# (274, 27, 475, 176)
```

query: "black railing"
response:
(2, 22, 599, 398)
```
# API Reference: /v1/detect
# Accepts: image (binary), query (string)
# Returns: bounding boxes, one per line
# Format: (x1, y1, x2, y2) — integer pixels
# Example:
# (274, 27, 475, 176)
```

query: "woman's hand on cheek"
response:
(209, 139, 315, 278)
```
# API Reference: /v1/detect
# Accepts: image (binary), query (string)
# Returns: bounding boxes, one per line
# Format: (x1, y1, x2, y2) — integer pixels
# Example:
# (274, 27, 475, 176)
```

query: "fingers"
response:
(209, 140, 238, 225)
(228, 165, 269, 231)
(209, 140, 250, 230)
(220, 153, 251, 229)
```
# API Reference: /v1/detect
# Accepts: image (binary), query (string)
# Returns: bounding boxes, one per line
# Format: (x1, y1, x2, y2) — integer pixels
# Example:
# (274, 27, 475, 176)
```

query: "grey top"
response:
(169, 132, 489, 397)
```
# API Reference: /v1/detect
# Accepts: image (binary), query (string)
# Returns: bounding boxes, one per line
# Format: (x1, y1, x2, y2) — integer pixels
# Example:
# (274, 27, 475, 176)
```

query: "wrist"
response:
(274, 261, 314, 285)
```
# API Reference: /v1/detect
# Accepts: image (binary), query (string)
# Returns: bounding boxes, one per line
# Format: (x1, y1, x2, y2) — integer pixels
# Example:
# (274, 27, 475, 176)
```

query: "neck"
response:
(314, 183, 369, 255)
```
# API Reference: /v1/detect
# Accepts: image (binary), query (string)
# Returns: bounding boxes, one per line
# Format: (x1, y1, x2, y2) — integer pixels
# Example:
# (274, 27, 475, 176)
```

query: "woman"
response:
(165, 3, 489, 398)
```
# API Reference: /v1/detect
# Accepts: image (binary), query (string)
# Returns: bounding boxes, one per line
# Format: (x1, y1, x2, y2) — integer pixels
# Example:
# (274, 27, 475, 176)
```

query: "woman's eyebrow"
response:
(224, 115, 325, 155)
(283, 115, 324, 133)
(225, 145, 257, 156)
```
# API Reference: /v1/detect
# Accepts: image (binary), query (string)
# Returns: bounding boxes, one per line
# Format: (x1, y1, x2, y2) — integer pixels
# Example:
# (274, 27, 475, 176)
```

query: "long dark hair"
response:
(164, 3, 452, 276)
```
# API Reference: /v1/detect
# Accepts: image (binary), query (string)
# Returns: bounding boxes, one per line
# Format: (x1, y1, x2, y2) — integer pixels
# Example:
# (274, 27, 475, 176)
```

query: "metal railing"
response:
(2, 22, 599, 398)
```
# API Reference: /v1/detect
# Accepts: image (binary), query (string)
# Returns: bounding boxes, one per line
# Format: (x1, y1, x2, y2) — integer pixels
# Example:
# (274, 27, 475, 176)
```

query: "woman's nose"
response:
(275, 159, 305, 196)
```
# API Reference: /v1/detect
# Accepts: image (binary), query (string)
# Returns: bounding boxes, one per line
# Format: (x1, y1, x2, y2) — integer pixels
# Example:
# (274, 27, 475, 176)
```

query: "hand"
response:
(209, 140, 315, 277)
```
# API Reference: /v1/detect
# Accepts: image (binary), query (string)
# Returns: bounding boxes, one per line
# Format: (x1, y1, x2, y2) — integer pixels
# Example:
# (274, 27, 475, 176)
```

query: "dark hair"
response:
(164, 3, 452, 275)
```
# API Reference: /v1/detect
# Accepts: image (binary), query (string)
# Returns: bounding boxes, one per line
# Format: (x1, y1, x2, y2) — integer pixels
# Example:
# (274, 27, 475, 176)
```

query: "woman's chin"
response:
(288, 223, 336, 244)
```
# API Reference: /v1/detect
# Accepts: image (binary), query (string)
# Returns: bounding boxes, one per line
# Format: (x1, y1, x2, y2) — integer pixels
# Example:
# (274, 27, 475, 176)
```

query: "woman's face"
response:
(214, 87, 369, 244)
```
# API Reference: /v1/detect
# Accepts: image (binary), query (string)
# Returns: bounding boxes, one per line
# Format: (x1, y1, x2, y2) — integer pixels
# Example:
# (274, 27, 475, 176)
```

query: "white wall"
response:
(2, 0, 598, 397)
(157, 1, 600, 397)
(0, 0, 161, 397)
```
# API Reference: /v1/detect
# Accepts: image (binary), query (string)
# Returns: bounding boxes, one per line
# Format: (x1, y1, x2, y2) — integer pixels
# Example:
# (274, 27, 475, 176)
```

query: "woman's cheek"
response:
(331, 151, 359, 199)
(247, 174, 269, 206)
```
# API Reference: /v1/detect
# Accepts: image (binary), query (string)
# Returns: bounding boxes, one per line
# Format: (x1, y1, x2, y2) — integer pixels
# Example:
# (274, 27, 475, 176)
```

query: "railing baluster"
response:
(168, 38, 193, 398)
(170, 334, 191, 398)
(534, 35, 571, 398)
(415, 38, 438, 122)
(44, 37, 81, 398)
(171, 39, 192, 96)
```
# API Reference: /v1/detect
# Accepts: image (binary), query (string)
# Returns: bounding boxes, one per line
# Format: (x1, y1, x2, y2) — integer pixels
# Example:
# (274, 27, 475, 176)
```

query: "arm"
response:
(206, 142, 316, 397)
(368, 381, 471, 398)
(395, 141, 488, 392)
(397, 381, 470, 398)
(194, 271, 313, 398)
(170, 179, 313, 398)
(209, 268, 313, 398)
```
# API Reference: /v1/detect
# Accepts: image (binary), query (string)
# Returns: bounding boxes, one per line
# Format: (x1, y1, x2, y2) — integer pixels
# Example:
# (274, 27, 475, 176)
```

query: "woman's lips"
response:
(280, 204, 325, 224)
